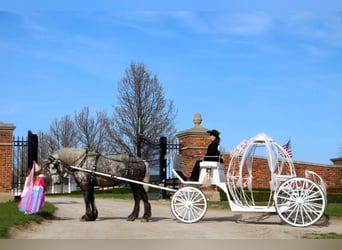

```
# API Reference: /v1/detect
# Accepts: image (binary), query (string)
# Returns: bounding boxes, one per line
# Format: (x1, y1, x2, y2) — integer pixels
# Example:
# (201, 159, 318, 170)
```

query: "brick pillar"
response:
(0, 122, 16, 202)
(176, 113, 210, 176)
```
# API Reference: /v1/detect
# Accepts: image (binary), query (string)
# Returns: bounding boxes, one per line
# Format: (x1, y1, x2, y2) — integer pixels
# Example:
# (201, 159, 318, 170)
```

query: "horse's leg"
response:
(141, 188, 151, 222)
(80, 182, 98, 221)
(88, 183, 98, 220)
(92, 197, 98, 220)
(127, 183, 151, 222)
(127, 183, 141, 221)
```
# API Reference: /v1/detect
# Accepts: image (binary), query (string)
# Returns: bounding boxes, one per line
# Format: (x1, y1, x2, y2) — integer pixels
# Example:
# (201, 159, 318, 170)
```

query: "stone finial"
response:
(176, 113, 208, 139)
(193, 113, 202, 128)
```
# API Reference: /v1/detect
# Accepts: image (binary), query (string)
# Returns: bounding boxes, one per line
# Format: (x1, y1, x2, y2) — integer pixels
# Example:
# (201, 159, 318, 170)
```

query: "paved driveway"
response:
(9, 196, 342, 239)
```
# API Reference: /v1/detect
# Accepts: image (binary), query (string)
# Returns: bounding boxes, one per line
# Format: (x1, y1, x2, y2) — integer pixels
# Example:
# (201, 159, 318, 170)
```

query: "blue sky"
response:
(1, 1, 341, 164)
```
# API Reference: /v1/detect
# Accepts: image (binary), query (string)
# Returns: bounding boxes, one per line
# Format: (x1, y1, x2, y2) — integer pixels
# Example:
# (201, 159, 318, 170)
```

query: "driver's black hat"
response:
(207, 129, 220, 137)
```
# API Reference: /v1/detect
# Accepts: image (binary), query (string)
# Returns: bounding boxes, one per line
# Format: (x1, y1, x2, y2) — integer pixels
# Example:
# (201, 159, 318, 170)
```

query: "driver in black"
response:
(190, 129, 222, 181)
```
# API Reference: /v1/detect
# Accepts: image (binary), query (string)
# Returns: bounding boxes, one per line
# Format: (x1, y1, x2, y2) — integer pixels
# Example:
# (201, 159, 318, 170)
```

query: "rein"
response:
(90, 152, 101, 183)
(69, 150, 101, 182)
(101, 154, 144, 164)
(77, 150, 89, 169)
(49, 150, 89, 177)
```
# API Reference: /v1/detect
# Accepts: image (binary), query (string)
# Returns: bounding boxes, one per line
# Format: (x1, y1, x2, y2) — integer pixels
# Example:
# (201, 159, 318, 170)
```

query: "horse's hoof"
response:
(127, 215, 136, 221)
(81, 214, 96, 221)
(80, 215, 87, 221)
(141, 217, 150, 222)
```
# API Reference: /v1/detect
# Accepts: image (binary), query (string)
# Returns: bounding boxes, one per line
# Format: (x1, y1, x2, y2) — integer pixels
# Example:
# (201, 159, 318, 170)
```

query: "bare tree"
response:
(74, 106, 108, 153)
(49, 115, 79, 149)
(106, 62, 177, 159)
(37, 130, 55, 163)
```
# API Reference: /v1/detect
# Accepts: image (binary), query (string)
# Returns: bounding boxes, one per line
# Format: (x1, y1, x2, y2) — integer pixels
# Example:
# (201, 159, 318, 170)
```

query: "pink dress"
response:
(18, 174, 47, 214)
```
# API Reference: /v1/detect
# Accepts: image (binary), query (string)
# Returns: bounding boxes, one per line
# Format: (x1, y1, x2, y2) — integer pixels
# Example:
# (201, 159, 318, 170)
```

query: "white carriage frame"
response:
(170, 133, 327, 227)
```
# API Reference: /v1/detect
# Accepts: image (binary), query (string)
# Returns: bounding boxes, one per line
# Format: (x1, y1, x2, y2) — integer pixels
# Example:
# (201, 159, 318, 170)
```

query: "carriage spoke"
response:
(171, 187, 207, 223)
(275, 177, 326, 227)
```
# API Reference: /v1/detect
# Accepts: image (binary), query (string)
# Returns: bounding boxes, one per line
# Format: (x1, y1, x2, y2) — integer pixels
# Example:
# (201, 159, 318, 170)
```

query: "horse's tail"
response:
(142, 160, 150, 192)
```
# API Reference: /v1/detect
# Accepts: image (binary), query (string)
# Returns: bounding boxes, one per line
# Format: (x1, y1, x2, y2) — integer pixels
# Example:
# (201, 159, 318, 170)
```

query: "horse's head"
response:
(45, 148, 87, 184)
(45, 154, 65, 184)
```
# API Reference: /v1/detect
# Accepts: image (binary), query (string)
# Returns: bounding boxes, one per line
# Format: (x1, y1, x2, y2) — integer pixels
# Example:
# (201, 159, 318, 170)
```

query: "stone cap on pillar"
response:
(176, 113, 209, 139)
(331, 157, 342, 166)
(0, 121, 16, 132)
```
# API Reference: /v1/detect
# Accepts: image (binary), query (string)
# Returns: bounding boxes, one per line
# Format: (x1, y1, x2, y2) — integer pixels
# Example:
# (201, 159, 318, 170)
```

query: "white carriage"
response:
(70, 132, 327, 227)
(171, 132, 327, 227)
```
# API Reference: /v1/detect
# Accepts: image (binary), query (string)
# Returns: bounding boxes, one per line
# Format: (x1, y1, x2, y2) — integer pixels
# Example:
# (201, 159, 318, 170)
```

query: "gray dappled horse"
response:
(45, 148, 152, 222)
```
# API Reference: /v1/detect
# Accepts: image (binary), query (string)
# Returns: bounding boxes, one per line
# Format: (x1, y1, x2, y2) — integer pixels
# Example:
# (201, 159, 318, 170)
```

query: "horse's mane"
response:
(53, 147, 87, 165)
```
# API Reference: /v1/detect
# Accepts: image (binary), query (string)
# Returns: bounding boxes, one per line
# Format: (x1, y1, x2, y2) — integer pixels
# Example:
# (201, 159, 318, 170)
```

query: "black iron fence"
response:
(10, 132, 177, 198)
(140, 135, 180, 198)
(12, 131, 38, 199)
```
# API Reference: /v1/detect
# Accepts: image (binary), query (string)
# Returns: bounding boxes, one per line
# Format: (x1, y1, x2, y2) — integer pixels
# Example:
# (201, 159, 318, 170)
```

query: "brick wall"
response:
(180, 147, 342, 192)
(217, 155, 342, 191)
(177, 114, 342, 192)
(291, 160, 342, 190)
(0, 122, 15, 192)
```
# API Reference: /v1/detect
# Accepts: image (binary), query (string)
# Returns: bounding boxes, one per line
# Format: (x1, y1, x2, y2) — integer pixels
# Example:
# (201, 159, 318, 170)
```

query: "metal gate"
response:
(12, 131, 38, 199)
(139, 136, 179, 198)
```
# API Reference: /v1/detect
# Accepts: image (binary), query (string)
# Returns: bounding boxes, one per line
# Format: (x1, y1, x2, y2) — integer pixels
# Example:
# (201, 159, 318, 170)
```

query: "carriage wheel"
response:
(170, 187, 207, 223)
(274, 177, 326, 227)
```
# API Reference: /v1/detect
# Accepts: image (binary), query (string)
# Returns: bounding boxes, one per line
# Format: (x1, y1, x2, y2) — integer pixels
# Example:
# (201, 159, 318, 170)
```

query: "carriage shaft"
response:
(70, 166, 176, 193)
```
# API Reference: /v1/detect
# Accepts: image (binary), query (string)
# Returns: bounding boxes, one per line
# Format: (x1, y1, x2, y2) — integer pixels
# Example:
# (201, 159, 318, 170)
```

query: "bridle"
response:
(47, 150, 89, 177)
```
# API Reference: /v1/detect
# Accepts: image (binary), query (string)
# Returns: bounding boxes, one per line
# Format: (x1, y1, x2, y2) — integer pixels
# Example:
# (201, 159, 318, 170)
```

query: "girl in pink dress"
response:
(18, 161, 48, 214)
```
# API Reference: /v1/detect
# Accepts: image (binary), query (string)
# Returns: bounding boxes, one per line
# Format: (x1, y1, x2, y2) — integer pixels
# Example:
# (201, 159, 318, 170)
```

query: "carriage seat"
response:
(200, 154, 224, 165)
(200, 158, 224, 168)
(199, 155, 225, 184)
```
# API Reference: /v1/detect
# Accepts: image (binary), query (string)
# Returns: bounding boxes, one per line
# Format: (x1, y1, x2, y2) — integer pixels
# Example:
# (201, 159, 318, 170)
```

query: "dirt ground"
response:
(8, 196, 342, 239)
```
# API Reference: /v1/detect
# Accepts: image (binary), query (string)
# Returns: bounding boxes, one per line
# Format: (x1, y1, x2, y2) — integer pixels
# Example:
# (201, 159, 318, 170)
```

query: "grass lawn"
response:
(0, 200, 56, 239)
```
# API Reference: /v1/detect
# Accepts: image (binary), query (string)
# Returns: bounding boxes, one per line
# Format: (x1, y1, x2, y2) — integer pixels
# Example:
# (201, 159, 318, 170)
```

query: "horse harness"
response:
(124, 155, 142, 179)
(81, 151, 101, 184)
(77, 151, 139, 181)
(50, 150, 100, 181)
(50, 150, 144, 182)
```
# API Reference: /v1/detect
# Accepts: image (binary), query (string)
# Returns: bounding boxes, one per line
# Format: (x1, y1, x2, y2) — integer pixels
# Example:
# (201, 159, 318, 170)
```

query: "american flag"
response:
(281, 138, 292, 158)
